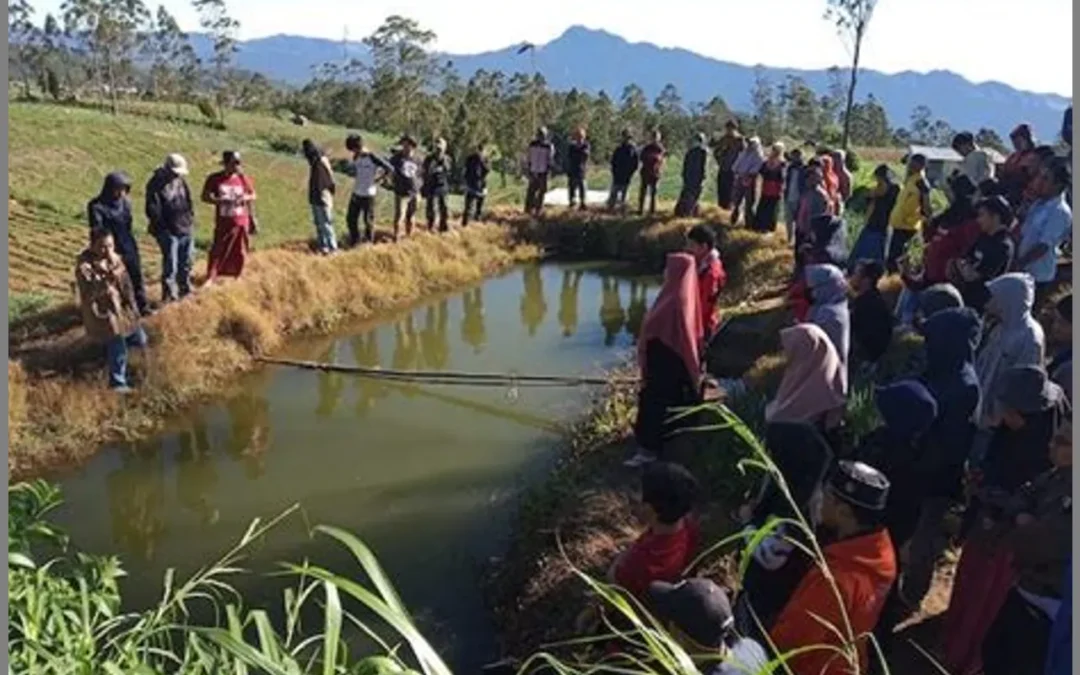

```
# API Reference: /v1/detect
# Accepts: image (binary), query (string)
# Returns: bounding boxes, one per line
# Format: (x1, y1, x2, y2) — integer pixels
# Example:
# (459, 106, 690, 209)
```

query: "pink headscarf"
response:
(764, 323, 847, 425)
(638, 252, 703, 380)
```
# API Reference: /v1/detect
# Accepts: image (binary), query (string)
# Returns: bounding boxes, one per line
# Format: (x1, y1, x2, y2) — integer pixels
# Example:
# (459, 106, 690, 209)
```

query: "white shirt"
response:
(961, 148, 994, 186)
(1019, 193, 1072, 283)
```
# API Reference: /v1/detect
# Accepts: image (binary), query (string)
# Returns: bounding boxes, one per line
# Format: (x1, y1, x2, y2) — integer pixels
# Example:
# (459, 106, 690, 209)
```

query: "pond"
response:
(50, 261, 658, 671)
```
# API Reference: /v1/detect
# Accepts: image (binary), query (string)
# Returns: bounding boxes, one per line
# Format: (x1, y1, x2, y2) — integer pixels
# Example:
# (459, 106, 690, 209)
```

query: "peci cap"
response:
(828, 460, 890, 512)
(164, 153, 189, 176)
(647, 578, 734, 649)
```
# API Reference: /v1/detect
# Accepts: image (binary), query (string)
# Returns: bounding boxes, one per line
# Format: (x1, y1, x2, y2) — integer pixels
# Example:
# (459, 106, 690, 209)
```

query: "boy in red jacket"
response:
(686, 225, 727, 343)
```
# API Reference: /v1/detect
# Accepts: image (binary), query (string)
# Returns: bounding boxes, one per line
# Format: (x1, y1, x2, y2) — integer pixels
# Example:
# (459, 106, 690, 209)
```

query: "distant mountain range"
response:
(190, 25, 1071, 141)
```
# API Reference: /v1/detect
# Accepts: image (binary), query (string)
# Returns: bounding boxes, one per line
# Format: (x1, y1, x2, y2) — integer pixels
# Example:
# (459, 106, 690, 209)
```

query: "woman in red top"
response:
(201, 150, 257, 282)
(1000, 124, 1040, 215)
(754, 142, 787, 233)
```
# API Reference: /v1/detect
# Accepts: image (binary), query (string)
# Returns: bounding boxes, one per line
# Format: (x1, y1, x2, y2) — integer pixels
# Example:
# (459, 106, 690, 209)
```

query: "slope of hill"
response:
(202, 26, 1071, 140)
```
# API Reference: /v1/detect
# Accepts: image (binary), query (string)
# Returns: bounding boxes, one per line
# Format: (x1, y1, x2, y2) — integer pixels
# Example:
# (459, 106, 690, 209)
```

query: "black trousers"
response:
(717, 170, 735, 209)
(755, 196, 780, 233)
(525, 174, 548, 214)
(463, 193, 484, 225)
(608, 182, 630, 209)
(425, 193, 449, 232)
(346, 194, 375, 245)
(567, 174, 586, 208)
(639, 177, 659, 215)
(886, 229, 916, 274)
(674, 183, 702, 217)
(982, 587, 1053, 675)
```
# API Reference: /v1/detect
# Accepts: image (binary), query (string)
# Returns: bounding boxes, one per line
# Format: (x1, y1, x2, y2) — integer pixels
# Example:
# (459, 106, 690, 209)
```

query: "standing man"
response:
(566, 127, 590, 210)
(421, 137, 452, 233)
(952, 132, 995, 188)
(524, 126, 555, 216)
(88, 171, 151, 316)
(344, 134, 392, 246)
(783, 148, 806, 244)
(201, 150, 256, 283)
(389, 135, 421, 240)
(886, 153, 932, 273)
(638, 129, 666, 215)
(302, 139, 337, 255)
(145, 153, 195, 304)
(608, 129, 639, 210)
(462, 143, 490, 226)
(674, 133, 708, 217)
(1015, 158, 1073, 308)
(713, 120, 743, 209)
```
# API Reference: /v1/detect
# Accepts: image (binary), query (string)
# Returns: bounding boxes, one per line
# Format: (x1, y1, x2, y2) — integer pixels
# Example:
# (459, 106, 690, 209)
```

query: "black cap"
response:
(647, 578, 734, 649)
(222, 150, 242, 165)
(828, 461, 889, 512)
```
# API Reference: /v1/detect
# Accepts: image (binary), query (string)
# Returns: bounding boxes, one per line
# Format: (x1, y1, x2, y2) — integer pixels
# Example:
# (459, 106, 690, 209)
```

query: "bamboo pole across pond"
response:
(255, 356, 640, 388)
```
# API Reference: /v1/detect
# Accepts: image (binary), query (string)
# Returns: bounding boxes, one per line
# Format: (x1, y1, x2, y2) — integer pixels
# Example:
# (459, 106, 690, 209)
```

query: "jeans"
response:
(346, 194, 375, 245)
(156, 232, 193, 302)
(463, 193, 485, 225)
(117, 243, 149, 314)
(311, 204, 337, 252)
(894, 286, 920, 326)
(425, 193, 449, 232)
(107, 326, 148, 388)
(568, 175, 586, 208)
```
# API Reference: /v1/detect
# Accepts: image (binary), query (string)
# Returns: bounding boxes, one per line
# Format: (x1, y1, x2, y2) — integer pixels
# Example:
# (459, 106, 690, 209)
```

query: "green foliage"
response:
(9, 292, 52, 325)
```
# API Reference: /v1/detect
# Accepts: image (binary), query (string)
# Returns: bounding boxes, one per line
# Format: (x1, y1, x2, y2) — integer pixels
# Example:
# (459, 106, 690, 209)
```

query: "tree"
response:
(9, 0, 42, 98)
(824, 0, 878, 150)
(975, 127, 1008, 154)
(363, 15, 438, 132)
(910, 105, 933, 143)
(846, 94, 891, 147)
(780, 76, 819, 140)
(40, 13, 72, 99)
(653, 83, 686, 140)
(143, 5, 198, 110)
(750, 69, 781, 143)
(618, 84, 648, 136)
(62, 0, 151, 114)
(192, 0, 238, 123)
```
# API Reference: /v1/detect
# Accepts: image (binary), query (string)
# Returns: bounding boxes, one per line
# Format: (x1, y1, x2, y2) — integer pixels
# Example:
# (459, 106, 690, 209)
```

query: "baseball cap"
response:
(828, 460, 890, 512)
(647, 578, 734, 649)
(165, 153, 189, 176)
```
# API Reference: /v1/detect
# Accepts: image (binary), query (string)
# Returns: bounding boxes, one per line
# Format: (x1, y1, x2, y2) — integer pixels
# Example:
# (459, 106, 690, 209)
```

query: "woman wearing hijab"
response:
(765, 323, 847, 436)
(627, 253, 704, 467)
(849, 165, 898, 265)
(805, 263, 851, 369)
(730, 136, 765, 227)
(945, 376, 1068, 675)
(754, 143, 786, 233)
(899, 308, 982, 617)
(734, 422, 834, 640)
(88, 171, 150, 315)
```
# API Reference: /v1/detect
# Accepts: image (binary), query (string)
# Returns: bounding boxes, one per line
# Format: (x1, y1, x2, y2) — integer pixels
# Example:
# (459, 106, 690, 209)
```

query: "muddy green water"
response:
(52, 262, 656, 671)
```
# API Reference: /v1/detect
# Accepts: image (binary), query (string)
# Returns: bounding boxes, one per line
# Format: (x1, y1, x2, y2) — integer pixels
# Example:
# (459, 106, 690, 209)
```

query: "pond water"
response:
(51, 262, 657, 671)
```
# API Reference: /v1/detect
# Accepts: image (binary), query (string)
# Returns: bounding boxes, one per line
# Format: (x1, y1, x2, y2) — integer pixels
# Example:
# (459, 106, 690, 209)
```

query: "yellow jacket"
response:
(889, 172, 929, 232)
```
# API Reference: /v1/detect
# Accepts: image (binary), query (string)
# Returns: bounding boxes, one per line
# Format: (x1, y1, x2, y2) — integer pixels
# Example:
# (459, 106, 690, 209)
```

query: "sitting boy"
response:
(609, 461, 700, 599)
(647, 578, 769, 674)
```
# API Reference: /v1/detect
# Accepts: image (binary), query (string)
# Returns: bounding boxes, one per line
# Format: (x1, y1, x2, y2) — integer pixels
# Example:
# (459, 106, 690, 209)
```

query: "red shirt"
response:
(204, 171, 254, 228)
(698, 252, 727, 337)
(770, 529, 897, 675)
(924, 219, 981, 283)
(613, 516, 700, 599)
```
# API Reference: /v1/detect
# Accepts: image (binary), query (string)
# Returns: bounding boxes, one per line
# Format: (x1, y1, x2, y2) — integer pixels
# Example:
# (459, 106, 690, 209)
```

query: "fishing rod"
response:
(255, 356, 639, 388)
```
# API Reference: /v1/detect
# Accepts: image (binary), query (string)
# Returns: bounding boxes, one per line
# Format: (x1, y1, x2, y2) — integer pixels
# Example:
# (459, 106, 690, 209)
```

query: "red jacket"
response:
(770, 529, 897, 675)
(698, 251, 727, 337)
(612, 516, 700, 599)
(924, 219, 981, 283)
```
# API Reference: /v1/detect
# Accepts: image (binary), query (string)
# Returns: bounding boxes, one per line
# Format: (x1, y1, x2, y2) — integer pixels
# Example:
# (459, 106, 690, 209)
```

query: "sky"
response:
(29, 0, 1073, 96)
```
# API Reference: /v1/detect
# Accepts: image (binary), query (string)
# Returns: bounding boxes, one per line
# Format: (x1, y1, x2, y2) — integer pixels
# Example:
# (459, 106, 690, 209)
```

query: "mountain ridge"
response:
(192, 25, 1071, 140)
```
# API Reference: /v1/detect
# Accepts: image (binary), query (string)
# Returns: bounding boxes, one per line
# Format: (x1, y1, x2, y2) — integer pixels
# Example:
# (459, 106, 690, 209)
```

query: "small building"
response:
(904, 144, 1008, 186)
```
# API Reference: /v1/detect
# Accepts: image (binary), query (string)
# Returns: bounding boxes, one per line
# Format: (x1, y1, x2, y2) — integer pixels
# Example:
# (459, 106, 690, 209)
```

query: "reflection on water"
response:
(58, 263, 656, 672)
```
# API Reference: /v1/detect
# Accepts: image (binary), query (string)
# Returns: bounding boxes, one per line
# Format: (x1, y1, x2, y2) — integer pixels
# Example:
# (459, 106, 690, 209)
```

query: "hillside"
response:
(192, 25, 1071, 140)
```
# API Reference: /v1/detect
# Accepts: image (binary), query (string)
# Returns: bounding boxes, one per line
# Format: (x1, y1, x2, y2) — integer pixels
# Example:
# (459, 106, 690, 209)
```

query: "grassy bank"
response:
(8, 224, 537, 481)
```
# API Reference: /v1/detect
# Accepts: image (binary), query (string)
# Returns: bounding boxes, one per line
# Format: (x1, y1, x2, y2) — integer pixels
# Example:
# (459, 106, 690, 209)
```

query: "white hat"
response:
(165, 153, 189, 176)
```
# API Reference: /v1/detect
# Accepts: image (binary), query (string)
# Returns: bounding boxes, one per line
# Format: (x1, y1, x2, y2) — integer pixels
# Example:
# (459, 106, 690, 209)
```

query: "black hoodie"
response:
(88, 172, 136, 253)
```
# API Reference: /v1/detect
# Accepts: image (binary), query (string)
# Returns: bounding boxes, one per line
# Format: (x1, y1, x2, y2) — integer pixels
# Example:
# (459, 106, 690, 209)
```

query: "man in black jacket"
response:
(462, 143, 490, 226)
(674, 133, 708, 217)
(146, 154, 195, 303)
(567, 127, 590, 210)
(608, 129, 639, 210)
(91, 171, 150, 315)
(422, 137, 452, 232)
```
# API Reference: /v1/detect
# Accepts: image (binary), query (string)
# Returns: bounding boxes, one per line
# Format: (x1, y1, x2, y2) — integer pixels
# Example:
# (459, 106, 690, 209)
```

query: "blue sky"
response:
(29, 0, 1073, 96)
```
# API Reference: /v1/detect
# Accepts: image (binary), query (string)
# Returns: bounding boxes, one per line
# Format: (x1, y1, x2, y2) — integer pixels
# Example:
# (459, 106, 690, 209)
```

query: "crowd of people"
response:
(609, 113, 1072, 674)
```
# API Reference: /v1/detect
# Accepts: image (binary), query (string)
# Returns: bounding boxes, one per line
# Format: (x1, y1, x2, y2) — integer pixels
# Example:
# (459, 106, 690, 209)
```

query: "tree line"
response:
(8, 4, 999, 159)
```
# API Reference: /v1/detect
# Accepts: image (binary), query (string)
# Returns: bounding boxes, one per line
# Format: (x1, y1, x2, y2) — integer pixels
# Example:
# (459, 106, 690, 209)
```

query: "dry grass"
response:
(8, 224, 538, 481)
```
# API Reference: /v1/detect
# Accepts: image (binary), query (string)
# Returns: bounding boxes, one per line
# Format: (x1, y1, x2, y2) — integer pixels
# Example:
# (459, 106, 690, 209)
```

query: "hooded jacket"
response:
(770, 528, 897, 675)
(87, 172, 136, 255)
(682, 144, 707, 188)
(974, 274, 1046, 427)
(806, 264, 851, 368)
(920, 308, 982, 498)
(145, 166, 195, 236)
(611, 141, 640, 185)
